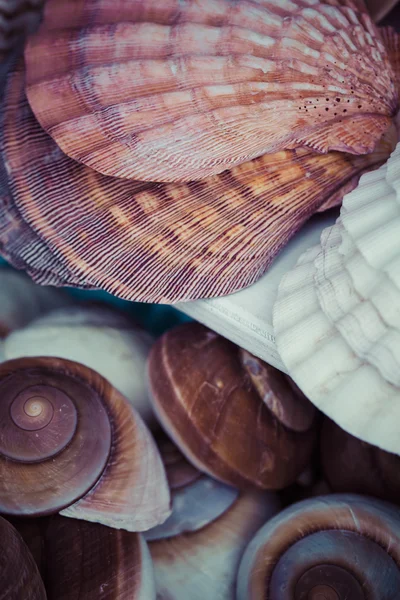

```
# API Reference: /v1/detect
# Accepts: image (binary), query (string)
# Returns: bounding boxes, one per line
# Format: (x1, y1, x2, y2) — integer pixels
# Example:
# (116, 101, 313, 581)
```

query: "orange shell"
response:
(24, 0, 397, 182)
(0, 59, 396, 303)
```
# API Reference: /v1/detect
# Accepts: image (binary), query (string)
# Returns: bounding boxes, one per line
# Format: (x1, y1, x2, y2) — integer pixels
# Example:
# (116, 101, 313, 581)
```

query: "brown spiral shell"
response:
(147, 322, 318, 490)
(0, 357, 171, 531)
(0, 515, 46, 600)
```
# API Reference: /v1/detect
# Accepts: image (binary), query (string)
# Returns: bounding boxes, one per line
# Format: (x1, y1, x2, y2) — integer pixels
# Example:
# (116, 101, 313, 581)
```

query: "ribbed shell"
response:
(23, 0, 397, 183)
(273, 140, 400, 456)
(0, 0, 43, 62)
(0, 62, 396, 303)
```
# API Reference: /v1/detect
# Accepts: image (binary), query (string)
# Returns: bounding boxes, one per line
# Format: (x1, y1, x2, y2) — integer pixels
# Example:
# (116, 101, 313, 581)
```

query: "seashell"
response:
(365, 0, 400, 22)
(237, 493, 400, 599)
(145, 435, 280, 600)
(0, 55, 398, 303)
(24, 0, 397, 183)
(0, 267, 70, 338)
(147, 322, 318, 490)
(273, 140, 400, 456)
(0, 356, 171, 531)
(321, 417, 400, 505)
(14, 515, 156, 600)
(4, 304, 156, 427)
(0, 515, 46, 599)
(0, 0, 44, 63)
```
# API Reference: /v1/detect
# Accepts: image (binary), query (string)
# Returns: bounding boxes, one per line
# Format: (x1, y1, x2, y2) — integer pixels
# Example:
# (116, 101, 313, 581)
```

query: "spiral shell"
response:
(4, 304, 156, 426)
(145, 435, 280, 599)
(0, 515, 46, 599)
(321, 417, 400, 505)
(238, 494, 400, 599)
(24, 0, 397, 182)
(0, 268, 70, 339)
(0, 356, 171, 531)
(147, 322, 317, 490)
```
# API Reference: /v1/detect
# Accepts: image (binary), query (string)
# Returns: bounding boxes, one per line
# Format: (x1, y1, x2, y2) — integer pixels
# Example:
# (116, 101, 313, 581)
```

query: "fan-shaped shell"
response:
(147, 322, 318, 490)
(4, 305, 156, 426)
(1, 62, 397, 302)
(24, 0, 397, 182)
(145, 435, 280, 599)
(0, 356, 171, 531)
(0, 268, 70, 338)
(237, 494, 400, 599)
(0, 516, 46, 599)
(14, 515, 156, 600)
(273, 140, 400, 456)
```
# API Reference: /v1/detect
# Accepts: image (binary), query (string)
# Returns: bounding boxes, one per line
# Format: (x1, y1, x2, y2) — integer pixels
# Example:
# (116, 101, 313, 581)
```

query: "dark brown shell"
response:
(0, 61, 396, 302)
(24, 0, 397, 182)
(0, 516, 46, 600)
(147, 322, 318, 490)
(0, 357, 171, 531)
(321, 417, 400, 504)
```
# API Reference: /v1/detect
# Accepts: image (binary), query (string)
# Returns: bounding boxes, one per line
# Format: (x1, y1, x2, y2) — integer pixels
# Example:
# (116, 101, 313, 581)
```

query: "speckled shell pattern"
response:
(25, 0, 397, 182)
(273, 140, 400, 456)
(0, 0, 44, 61)
(0, 61, 396, 302)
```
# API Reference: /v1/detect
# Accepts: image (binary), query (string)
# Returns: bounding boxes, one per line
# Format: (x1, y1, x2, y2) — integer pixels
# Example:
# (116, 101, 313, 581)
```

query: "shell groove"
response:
(0, 59, 396, 302)
(273, 140, 400, 456)
(24, 0, 397, 182)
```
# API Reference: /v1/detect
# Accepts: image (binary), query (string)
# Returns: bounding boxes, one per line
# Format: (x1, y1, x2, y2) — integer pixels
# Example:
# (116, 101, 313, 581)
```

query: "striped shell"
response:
(24, 0, 397, 182)
(0, 56, 397, 302)
(273, 140, 400, 456)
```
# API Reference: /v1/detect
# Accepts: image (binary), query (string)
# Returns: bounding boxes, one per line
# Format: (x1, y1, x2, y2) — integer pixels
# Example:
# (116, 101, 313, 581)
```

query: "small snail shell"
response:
(145, 436, 280, 600)
(0, 515, 46, 599)
(321, 417, 400, 505)
(0, 268, 70, 339)
(237, 494, 400, 599)
(14, 515, 155, 600)
(147, 323, 318, 490)
(0, 356, 171, 531)
(4, 305, 156, 426)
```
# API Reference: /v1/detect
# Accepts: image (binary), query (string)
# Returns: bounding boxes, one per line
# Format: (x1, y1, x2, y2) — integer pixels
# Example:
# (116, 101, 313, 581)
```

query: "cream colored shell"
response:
(273, 141, 400, 455)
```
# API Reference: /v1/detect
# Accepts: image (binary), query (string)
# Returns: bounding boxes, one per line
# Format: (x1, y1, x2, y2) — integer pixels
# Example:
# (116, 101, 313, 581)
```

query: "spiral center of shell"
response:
(295, 565, 363, 600)
(24, 397, 45, 417)
(11, 390, 54, 430)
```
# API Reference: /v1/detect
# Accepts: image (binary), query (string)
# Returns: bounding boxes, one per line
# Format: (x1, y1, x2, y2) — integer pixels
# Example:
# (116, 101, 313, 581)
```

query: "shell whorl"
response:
(237, 494, 400, 599)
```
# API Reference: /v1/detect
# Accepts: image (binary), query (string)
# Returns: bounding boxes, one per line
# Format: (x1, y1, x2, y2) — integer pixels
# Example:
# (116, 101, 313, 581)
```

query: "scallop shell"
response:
(273, 139, 400, 456)
(0, 0, 44, 62)
(3, 304, 156, 426)
(0, 60, 396, 303)
(24, 0, 397, 183)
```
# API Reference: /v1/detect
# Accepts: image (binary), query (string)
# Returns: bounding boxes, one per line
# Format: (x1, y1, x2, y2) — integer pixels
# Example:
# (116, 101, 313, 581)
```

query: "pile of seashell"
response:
(1, 0, 400, 303)
(1, 266, 400, 599)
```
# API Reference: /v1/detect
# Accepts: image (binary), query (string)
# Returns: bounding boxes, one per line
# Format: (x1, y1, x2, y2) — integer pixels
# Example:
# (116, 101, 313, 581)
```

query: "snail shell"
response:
(13, 515, 156, 600)
(24, 0, 397, 182)
(147, 322, 318, 490)
(0, 515, 46, 599)
(0, 267, 70, 339)
(237, 493, 400, 599)
(321, 417, 400, 505)
(1, 57, 397, 302)
(4, 304, 156, 427)
(0, 356, 171, 531)
(145, 435, 280, 599)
